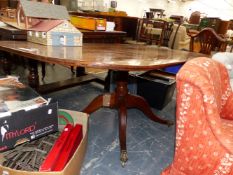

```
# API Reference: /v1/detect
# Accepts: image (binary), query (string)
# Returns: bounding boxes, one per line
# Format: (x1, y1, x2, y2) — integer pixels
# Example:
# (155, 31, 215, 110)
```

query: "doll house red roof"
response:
(19, 0, 70, 20)
(28, 20, 64, 32)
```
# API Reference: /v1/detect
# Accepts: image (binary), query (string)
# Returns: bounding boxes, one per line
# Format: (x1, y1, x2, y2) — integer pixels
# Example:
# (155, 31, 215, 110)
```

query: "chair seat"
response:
(124, 40, 147, 45)
(148, 27, 162, 35)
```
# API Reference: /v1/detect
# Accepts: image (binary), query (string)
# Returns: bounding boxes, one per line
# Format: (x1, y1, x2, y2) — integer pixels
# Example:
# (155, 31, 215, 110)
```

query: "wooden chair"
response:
(124, 18, 149, 45)
(136, 18, 166, 46)
(162, 21, 173, 47)
(189, 28, 227, 55)
(136, 18, 154, 43)
(149, 19, 166, 46)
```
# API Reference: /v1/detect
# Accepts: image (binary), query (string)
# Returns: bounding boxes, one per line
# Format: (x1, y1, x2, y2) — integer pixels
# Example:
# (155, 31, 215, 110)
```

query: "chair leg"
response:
(71, 66, 75, 74)
(41, 62, 46, 80)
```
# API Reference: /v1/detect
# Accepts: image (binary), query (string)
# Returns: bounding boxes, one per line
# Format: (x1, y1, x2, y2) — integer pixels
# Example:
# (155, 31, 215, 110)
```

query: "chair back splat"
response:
(189, 28, 227, 55)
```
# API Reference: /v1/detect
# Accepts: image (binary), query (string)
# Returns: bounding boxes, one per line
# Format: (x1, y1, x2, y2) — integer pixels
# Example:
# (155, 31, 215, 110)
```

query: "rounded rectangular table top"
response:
(0, 41, 207, 71)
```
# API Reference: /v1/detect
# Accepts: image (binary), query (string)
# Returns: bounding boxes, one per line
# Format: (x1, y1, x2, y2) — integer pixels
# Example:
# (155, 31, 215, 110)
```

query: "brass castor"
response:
(120, 150, 128, 167)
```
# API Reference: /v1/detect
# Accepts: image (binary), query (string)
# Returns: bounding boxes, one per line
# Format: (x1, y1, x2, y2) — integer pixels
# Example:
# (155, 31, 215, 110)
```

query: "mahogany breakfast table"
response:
(0, 41, 206, 166)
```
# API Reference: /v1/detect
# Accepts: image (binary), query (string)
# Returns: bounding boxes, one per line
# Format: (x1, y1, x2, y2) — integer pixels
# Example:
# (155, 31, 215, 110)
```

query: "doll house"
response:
(16, 0, 82, 46)
(27, 20, 83, 46)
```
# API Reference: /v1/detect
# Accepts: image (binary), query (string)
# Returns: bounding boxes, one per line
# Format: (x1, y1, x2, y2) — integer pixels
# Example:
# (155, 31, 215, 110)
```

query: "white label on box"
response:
(97, 26, 106, 30)
(2, 171, 9, 175)
(31, 134, 35, 139)
(48, 109, 52, 114)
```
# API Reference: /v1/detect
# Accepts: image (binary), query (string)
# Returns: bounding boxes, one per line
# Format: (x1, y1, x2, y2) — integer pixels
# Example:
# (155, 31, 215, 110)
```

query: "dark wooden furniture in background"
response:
(170, 15, 184, 24)
(0, 25, 27, 40)
(229, 20, 233, 30)
(8, 0, 18, 8)
(69, 11, 138, 39)
(0, 25, 48, 78)
(149, 8, 165, 18)
(199, 17, 221, 33)
(0, 0, 8, 9)
(189, 28, 227, 55)
(186, 17, 230, 36)
(218, 20, 230, 35)
(189, 11, 201, 24)
(136, 19, 155, 43)
(81, 29, 126, 43)
(136, 18, 173, 46)
(0, 40, 206, 166)
(150, 20, 167, 46)
(163, 21, 173, 47)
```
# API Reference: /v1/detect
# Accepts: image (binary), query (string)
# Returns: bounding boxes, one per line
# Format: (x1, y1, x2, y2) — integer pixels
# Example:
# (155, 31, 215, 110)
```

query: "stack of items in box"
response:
(2, 123, 83, 172)
(2, 132, 60, 171)
(40, 123, 83, 171)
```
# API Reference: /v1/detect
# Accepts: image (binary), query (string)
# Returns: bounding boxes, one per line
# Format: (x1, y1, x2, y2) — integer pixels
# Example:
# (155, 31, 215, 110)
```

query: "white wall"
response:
(183, 0, 233, 20)
(113, 0, 233, 20)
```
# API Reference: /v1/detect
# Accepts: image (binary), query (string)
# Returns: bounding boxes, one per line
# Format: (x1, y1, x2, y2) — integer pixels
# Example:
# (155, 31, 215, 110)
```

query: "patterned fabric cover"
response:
(161, 57, 233, 175)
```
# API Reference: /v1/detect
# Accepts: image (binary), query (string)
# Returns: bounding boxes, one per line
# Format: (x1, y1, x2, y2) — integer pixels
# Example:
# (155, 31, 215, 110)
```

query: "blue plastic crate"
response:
(163, 64, 183, 74)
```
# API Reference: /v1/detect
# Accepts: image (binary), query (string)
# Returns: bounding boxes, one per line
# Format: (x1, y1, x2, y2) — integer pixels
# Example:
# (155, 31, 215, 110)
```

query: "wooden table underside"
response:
(0, 53, 103, 94)
(0, 41, 206, 166)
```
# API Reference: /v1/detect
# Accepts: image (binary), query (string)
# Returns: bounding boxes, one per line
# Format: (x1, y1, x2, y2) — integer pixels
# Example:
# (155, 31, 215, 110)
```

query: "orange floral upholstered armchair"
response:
(161, 57, 233, 175)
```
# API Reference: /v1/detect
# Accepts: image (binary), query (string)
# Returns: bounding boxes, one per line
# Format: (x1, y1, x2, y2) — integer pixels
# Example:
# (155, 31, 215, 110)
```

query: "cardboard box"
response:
(0, 76, 58, 151)
(70, 16, 106, 31)
(0, 109, 88, 175)
(0, 103, 58, 152)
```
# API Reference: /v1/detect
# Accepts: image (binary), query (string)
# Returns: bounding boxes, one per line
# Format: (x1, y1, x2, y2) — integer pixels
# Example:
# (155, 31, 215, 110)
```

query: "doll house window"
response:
(64, 22, 68, 28)
(42, 32, 46, 38)
(59, 35, 66, 45)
